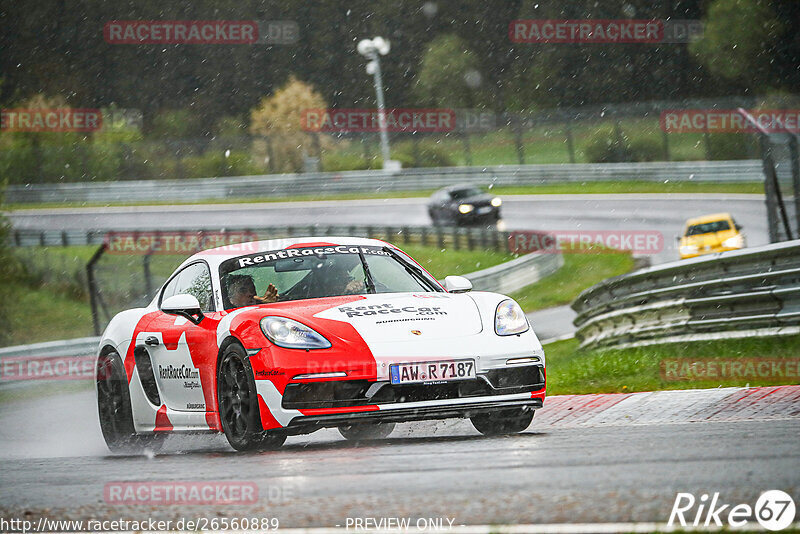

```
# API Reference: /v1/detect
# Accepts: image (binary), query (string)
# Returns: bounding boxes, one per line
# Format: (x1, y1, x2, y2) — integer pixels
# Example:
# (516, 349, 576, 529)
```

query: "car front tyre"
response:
(96, 349, 165, 453)
(218, 343, 286, 452)
(470, 408, 534, 436)
(338, 422, 395, 441)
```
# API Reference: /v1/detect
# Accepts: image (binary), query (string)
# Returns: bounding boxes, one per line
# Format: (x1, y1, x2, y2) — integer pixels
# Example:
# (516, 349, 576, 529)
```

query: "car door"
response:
(134, 261, 220, 413)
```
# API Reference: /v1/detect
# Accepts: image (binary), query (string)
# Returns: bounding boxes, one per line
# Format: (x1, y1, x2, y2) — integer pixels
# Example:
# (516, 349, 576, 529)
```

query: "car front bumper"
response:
(457, 207, 500, 222)
(285, 394, 543, 432)
(251, 321, 546, 434)
(680, 244, 743, 259)
(274, 365, 545, 434)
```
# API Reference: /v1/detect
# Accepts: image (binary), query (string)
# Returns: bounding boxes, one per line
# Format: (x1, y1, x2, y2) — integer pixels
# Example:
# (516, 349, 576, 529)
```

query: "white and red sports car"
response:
(96, 237, 546, 451)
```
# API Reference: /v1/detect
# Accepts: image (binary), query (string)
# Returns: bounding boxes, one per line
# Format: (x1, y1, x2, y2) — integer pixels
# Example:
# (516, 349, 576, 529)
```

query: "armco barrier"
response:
(12, 224, 516, 252)
(5, 160, 763, 204)
(572, 240, 800, 349)
(464, 250, 563, 294)
(0, 337, 100, 360)
(0, 337, 100, 387)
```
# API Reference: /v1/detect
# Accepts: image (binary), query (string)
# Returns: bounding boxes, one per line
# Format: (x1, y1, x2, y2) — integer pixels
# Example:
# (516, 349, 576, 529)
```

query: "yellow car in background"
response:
(679, 213, 745, 259)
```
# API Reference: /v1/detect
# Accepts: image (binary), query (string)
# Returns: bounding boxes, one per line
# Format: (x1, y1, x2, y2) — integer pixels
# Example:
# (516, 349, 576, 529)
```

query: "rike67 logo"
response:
(669, 490, 796, 531)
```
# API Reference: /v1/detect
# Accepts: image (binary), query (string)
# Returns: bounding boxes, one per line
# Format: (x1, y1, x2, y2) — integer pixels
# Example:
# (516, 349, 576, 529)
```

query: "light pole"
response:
(357, 36, 399, 170)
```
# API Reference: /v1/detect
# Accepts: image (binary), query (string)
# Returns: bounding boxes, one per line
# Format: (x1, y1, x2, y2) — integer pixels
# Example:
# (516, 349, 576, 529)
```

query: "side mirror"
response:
(675, 235, 682, 242)
(444, 275, 472, 293)
(735, 224, 743, 231)
(161, 294, 205, 325)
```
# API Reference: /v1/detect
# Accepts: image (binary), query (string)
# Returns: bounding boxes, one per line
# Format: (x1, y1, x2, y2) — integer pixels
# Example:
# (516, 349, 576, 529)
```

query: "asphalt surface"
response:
(526, 306, 577, 343)
(7, 194, 768, 265)
(0, 387, 797, 529)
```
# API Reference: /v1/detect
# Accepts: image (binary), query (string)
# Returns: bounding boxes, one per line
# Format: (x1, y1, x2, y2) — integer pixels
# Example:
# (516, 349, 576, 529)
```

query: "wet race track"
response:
(1, 384, 798, 530)
(9, 194, 769, 266)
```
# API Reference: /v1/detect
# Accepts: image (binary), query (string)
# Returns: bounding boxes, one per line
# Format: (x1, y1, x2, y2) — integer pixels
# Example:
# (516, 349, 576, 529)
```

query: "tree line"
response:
(1, 0, 797, 139)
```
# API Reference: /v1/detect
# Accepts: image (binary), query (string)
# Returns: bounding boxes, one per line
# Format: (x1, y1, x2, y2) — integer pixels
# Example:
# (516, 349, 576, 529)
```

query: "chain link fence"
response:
(2, 96, 779, 186)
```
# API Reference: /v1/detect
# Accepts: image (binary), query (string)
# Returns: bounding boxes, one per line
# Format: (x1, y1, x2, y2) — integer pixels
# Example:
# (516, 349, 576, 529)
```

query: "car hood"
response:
(312, 292, 483, 343)
(682, 229, 738, 248)
(458, 194, 493, 205)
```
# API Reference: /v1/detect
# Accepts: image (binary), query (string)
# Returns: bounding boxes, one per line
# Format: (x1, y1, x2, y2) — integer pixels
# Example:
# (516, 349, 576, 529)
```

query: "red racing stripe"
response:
(154, 404, 173, 431)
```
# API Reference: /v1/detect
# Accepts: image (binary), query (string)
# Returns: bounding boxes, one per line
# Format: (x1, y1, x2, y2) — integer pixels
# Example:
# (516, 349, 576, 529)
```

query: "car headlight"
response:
(260, 316, 331, 349)
(458, 204, 474, 214)
(491, 197, 502, 207)
(495, 299, 529, 336)
(680, 244, 698, 254)
(722, 235, 744, 248)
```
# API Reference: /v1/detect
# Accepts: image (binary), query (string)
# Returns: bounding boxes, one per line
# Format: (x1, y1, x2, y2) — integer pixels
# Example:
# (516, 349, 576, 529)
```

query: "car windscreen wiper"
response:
(381, 246, 442, 292)
(356, 250, 377, 294)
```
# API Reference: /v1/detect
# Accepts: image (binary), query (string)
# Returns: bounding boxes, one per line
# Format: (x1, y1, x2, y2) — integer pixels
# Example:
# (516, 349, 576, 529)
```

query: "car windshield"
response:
(686, 220, 731, 236)
(219, 245, 442, 309)
(450, 187, 483, 200)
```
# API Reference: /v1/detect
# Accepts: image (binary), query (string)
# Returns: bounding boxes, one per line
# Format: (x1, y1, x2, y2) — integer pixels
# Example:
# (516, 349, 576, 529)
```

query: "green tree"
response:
(249, 75, 328, 173)
(507, 0, 725, 108)
(413, 34, 486, 108)
(690, 0, 799, 91)
(0, 178, 19, 346)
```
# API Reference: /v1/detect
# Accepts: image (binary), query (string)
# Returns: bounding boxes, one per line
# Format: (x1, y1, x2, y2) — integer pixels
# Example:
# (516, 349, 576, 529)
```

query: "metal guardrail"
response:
(5, 160, 763, 204)
(0, 337, 101, 360)
(463, 250, 563, 294)
(0, 337, 100, 388)
(12, 224, 516, 251)
(572, 240, 800, 349)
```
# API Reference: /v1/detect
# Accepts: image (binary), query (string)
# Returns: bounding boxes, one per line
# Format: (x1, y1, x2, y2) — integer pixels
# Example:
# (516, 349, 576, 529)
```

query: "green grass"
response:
(5, 182, 763, 210)
(511, 251, 635, 311)
(8, 284, 95, 345)
(13, 244, 101, 264)
(336, 117, 758, 167)
(490, 181, 763, 195)
(544, 335, 800, 395)
(399, 243, 516, 280)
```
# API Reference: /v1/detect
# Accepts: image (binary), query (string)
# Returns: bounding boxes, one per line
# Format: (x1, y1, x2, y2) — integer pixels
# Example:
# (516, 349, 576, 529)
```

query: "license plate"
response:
(478, 206, 492, 214)
(390, 359, 476, 385)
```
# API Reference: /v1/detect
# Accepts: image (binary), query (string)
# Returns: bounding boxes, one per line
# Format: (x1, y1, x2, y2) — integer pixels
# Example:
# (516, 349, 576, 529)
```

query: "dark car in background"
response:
(428, 185, 502, 226)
